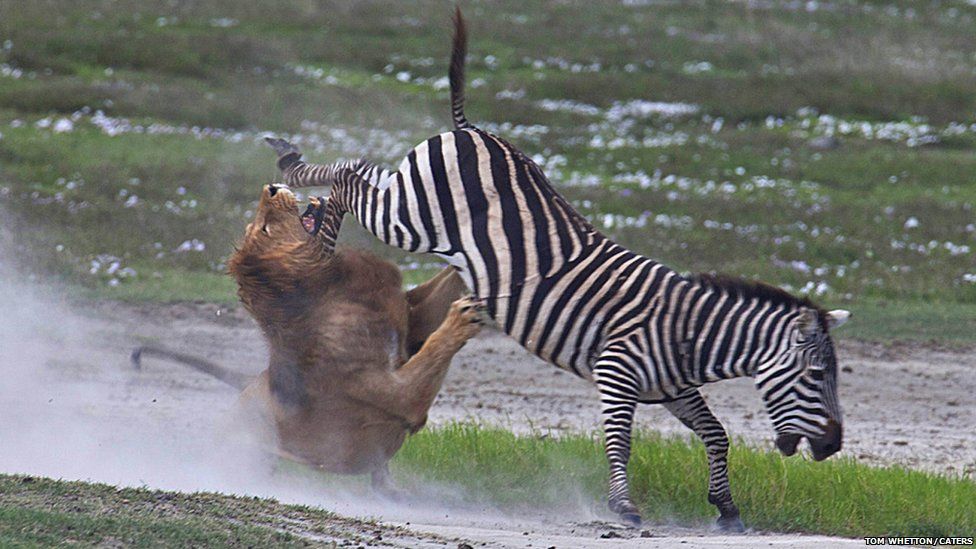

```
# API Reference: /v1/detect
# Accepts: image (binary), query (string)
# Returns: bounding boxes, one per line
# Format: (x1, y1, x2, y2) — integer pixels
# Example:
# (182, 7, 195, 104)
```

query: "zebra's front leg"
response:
(663, 390, 744, 533)
(302, 195, 346, 256)
(593, 352, 642, 527)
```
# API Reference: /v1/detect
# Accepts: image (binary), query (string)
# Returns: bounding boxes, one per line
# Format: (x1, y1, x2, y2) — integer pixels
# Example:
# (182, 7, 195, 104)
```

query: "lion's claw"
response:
(448, 296, 487, 338)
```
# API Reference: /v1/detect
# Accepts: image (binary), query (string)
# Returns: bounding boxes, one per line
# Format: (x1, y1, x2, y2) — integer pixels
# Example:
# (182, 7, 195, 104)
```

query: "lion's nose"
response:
(267, 184, 279, 197)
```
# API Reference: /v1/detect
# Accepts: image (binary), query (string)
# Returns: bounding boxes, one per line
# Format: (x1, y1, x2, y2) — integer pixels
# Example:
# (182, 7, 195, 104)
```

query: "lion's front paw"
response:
(447, 296, 487, 340)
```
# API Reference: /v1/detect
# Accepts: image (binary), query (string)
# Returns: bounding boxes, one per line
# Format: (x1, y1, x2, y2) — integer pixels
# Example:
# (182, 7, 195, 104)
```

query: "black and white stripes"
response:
(265, 8, 850, 530)
(273, 130, 850, 528)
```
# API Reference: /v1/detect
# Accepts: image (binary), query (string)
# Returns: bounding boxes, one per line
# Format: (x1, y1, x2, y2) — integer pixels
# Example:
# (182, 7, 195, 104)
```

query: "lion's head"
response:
(227, 184, 331, 326)
(240, 184, 306, 249)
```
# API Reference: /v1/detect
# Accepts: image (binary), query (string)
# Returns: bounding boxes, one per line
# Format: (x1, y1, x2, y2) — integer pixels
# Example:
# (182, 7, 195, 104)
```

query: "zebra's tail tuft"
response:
(449, 5, 472, 130)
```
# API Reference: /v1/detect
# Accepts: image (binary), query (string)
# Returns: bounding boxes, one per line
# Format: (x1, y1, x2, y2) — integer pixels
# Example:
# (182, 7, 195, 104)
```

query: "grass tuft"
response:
(0, 425, 971, 542)
(394, 424, 976, 537)
(2, 1, 976, 341)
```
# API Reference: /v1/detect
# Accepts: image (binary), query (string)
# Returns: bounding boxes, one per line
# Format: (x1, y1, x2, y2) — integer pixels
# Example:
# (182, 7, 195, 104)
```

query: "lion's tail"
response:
(131, 345, 251, 390)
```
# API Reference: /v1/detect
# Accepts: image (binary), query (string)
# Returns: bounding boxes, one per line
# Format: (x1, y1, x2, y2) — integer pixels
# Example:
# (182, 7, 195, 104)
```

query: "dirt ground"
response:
(119, 301, 976, 477)
(3, 298, 973, 548)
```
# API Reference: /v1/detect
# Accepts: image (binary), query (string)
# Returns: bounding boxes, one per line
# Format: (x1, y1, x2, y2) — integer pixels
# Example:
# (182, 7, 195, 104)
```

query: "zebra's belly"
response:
(637, 387, 672, 404)
(485, 293, 600, 382)
(477, 288, 609, 382)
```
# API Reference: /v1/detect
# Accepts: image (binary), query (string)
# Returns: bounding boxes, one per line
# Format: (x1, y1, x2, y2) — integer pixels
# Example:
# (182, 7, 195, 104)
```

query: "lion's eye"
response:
(261, 224, 269, 235)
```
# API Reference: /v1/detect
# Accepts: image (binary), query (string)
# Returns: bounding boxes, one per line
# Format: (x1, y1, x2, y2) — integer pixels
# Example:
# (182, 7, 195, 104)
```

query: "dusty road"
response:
(1, 294, 972, 548)
(122, 301, 975, 477)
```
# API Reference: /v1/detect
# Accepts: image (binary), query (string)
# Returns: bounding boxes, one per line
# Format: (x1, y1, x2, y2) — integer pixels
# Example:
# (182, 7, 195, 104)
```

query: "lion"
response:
(132, 183, 482, 493)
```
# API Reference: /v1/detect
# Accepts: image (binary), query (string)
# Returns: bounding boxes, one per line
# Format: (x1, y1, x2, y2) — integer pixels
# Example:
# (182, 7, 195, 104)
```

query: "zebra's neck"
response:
(677, 287, 800, 385)
(352, 162, 397, 190)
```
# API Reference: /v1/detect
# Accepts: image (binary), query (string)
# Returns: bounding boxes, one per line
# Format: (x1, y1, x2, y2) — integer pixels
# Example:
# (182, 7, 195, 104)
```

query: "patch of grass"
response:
(840, 298, 976, 344)
(0, 474, 376, 547)
(394, 424, 975, 537)
(1, 0, 975, 343)
(3, 425, 971, 542)
(75, 269, 238, 304)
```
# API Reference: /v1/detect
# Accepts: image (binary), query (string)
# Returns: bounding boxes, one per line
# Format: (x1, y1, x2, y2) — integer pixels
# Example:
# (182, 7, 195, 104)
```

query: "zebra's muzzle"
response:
(808, 419, 842, 461)
(775, 433, 801, 456)
(775, 419, 843, 460)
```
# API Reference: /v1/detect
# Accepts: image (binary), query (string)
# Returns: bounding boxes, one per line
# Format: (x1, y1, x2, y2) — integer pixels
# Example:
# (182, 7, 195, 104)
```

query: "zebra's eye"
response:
(809, 368, 825, 381)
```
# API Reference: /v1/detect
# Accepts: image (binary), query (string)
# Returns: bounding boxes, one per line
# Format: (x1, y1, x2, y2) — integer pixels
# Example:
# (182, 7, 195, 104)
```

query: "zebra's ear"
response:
(825, 309, 851, 329)
(798, 308, 820, 337)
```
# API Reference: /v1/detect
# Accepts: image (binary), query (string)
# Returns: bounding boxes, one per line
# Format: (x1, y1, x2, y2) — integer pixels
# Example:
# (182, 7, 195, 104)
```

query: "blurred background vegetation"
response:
(1, 0, 974, 342)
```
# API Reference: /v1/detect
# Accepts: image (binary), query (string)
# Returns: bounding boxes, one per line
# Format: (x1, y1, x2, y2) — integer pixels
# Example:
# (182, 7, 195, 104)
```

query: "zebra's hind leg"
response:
(663, 390, 744, 533)
(593, 352, 642, 527)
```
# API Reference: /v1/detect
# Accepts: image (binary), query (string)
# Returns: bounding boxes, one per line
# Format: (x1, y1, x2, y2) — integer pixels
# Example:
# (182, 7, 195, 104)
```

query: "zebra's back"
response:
(355, 130, 691, 379)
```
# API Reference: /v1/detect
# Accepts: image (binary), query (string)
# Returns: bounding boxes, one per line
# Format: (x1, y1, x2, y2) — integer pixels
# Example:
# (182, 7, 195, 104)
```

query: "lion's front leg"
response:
(341, 297, 485, 429)
(405, 268, 467, 357)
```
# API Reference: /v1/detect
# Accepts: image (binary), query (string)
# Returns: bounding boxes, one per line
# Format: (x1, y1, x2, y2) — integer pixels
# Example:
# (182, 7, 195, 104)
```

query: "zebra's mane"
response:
(690, 273, 828, 328)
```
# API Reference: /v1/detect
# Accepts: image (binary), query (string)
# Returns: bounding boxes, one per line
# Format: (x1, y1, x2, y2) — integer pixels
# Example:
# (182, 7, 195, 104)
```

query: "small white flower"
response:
(209, 17, 238, 28)
(903, 216, 919, 229)
(682, 61, 713, 74)
(175, 239, 206, 253)
(431, 76, 449, 90)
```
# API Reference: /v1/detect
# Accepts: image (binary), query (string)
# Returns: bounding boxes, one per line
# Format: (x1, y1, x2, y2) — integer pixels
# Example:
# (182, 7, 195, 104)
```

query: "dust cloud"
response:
(0, 232, 260, 494)
(0, 228, 604, 534)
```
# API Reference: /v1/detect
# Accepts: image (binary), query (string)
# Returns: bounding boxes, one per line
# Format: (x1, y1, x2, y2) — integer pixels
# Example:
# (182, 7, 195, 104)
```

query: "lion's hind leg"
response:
(370, 463, 408, 501)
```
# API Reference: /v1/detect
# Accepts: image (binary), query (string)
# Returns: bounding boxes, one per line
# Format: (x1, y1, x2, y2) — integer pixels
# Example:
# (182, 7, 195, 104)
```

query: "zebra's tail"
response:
(449, 6, 472, 130)
(131, 345, 252, 390)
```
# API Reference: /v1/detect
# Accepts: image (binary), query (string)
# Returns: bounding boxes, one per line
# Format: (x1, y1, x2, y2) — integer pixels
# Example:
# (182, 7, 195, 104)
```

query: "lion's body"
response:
(234, 247, 466, 475)
(169, 185, 478, 485)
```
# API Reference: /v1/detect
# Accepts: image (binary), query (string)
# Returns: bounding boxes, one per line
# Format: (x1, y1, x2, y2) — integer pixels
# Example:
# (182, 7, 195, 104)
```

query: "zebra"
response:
(265, 7, 850, 530)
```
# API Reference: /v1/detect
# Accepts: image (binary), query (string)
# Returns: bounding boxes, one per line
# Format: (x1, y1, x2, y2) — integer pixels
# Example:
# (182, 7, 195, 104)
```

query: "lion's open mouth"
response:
(301, 197, 327, 236)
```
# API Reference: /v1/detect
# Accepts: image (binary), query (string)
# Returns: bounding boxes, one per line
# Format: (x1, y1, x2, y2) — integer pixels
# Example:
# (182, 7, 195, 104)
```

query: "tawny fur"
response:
(169, 185, 477, 489)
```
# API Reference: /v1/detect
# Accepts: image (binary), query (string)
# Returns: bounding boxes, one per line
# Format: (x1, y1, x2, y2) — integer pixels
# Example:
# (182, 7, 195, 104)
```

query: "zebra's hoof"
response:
(264, 136, 301, 157)
(716, 515, 745, 533)
(619, 511, 642, 528)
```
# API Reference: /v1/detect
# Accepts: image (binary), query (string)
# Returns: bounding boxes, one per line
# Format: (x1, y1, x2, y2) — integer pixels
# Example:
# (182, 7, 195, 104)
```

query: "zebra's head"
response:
(756, 307, 850, 461)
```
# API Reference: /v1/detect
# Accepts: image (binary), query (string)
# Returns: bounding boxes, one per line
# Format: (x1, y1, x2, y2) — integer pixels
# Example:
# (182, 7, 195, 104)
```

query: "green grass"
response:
(0, 475, 377, 547)
(394, 425, 975, 537)
(1, 0, 975, 343)
(75, 269, 239, 304)
(842, 298, 976, 344)
(2, 425, 972, 543)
